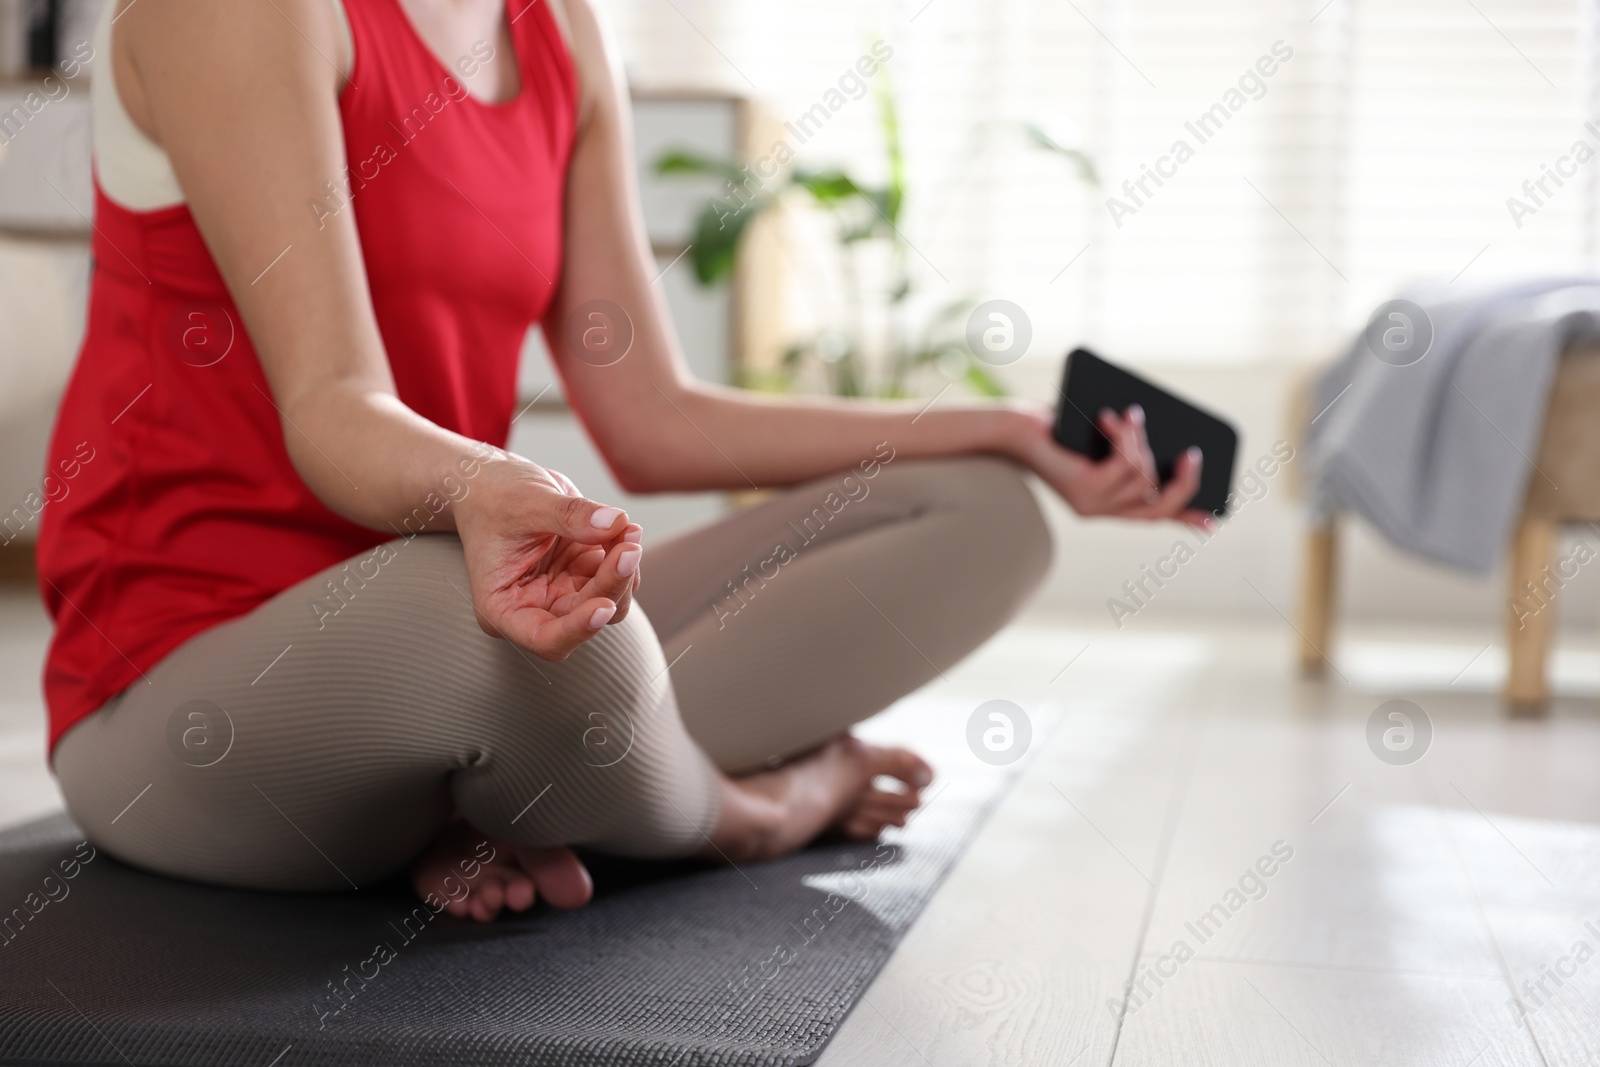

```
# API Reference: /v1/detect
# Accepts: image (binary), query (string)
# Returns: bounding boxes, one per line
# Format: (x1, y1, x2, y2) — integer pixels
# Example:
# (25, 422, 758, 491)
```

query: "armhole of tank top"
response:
(542, 0, 585, 120)
(92, 1, 184, 211)
(93, 0, 355, 212)
(544, 0, 574, 55)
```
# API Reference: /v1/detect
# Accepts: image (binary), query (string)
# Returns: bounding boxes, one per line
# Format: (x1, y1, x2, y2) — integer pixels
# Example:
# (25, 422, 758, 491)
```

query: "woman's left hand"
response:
(1012, 404, 1216, 529)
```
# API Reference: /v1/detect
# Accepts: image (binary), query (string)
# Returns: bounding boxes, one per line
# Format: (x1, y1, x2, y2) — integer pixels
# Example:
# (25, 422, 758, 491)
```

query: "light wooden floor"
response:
(821, 616, 1600, 1067)
(3, 592, 1598, 1066)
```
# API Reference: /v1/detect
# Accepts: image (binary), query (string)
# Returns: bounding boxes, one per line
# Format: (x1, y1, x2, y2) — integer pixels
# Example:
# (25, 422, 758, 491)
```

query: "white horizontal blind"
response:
(596, 0, 1598, 366)
(1341, 0, 1590, 314)
(1090, 0, 1339, 363)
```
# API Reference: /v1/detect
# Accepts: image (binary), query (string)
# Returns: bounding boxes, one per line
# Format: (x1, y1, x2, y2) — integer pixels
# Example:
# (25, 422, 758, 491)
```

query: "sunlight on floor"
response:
(1341, 639, 1600, 696)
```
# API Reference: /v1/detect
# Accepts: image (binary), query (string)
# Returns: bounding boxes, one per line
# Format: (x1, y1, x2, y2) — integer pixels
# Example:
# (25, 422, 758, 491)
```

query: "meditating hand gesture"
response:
(455, 459, 643, 661)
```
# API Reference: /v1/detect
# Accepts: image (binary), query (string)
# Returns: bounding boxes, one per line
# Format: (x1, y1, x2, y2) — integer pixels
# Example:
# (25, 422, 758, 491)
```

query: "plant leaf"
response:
(876, 78, 905, 224)
(1024, 123, 1101, 186)
(687, 195, 773, 284)
(963, 363, 1008, 397)
(654, 149, 749, 184)
(793, 169, 865, 203)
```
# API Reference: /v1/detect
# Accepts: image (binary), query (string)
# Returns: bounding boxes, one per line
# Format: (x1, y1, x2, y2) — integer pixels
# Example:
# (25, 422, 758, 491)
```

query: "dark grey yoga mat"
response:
(0, 751, 1016, 1067)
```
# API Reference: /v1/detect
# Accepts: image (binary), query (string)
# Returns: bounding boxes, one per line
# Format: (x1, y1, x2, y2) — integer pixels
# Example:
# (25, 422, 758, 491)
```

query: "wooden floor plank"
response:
(1114, 961, 1545, 1067)
(819, 629, 1208, 1066)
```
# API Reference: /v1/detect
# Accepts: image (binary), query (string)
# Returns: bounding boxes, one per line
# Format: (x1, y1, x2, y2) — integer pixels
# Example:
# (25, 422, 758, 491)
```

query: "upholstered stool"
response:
(1290, 347, 1600, 715)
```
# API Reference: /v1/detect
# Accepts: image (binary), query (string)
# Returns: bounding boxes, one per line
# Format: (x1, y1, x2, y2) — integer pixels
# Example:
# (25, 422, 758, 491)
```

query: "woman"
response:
(39, 0, 1205, 921)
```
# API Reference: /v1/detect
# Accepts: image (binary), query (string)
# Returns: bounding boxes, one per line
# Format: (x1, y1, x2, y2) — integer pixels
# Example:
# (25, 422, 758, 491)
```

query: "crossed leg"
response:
(53, 456, 1050, 916)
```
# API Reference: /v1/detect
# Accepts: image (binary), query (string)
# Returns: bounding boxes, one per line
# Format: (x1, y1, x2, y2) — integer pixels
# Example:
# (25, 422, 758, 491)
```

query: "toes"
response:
(859, 798, 914, 829)
(839, 810, 896, 839)
(870, 746, 934, 791)
(867, 805, 912, 829)
(503, 874, 537, 912)
(838, 785, 924, 840)
(514, 846, 594, 909)
(468, 876, 506, 922)
(865, 785, 921, 814)
(414, 864, 472, 918)
(412, 822, 583, 922)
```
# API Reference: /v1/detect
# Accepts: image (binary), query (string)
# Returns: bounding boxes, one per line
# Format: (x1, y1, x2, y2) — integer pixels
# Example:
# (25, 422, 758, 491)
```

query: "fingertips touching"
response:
(588, 506, 624, 531)
(553, 497, 630, 545)
(598, 543, 639, 619)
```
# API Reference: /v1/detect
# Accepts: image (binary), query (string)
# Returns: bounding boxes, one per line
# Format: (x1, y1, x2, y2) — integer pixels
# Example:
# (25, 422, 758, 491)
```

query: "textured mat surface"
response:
(0, 711, 1018, 1067)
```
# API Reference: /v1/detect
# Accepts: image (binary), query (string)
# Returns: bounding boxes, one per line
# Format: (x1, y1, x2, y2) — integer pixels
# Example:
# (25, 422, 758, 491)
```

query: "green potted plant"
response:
(656, 83, 1098, 400)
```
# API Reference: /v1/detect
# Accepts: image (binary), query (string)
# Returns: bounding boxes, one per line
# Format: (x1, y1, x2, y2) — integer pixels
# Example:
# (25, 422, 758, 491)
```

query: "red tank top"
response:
(37, 0, 577, 750)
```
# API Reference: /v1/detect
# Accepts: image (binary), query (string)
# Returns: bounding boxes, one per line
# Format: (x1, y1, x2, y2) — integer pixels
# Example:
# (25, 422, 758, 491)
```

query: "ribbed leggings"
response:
(52, 456, 1051, 891)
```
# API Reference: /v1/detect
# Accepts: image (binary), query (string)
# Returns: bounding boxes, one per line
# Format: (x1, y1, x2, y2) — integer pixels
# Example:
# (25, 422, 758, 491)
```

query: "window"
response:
(599, 0, 1596, 365)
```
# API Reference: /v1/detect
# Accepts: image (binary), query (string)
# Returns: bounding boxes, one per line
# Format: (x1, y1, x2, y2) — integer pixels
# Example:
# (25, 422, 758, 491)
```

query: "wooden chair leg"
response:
(1506, 513, 1556, 717)
(1297, 519, 1338, 675)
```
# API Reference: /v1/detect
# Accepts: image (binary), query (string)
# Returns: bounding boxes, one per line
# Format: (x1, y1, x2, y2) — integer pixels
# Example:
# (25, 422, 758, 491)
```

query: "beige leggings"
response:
(53, 456, 1051, 892)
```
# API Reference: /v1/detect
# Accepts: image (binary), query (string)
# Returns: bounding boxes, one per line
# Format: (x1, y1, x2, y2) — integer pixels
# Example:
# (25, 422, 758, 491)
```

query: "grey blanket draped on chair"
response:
(1308, 277, 1600, 572)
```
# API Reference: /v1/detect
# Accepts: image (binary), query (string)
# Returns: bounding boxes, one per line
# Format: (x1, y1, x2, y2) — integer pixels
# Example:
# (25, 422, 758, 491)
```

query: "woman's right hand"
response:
(454, 456, 643, 661)
(1010, 403, 1215, 530)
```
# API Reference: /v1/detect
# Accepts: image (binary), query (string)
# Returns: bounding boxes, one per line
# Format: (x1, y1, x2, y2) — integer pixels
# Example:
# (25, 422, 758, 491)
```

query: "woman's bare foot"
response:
(411, 736, 930, 916)
(409, 818, 593, 922)
(705, 735, 934, 864)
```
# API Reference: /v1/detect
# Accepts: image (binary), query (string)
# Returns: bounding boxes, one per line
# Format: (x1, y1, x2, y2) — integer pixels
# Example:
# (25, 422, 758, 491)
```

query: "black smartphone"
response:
(1052, 347, 1238, 516)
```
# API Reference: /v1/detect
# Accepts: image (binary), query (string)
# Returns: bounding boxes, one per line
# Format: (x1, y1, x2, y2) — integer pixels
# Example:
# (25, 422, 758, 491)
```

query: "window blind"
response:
(598, 0, 1596, 365)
